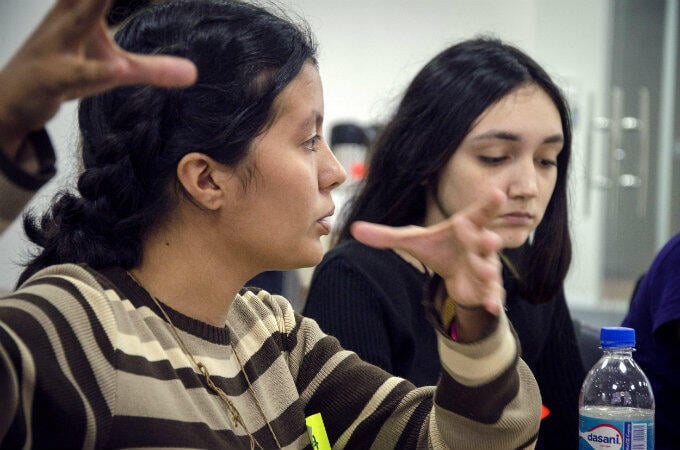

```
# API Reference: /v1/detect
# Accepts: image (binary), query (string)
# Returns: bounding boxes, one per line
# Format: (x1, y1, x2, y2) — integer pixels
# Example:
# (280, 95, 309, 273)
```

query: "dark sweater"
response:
(304, 239, 586, 450)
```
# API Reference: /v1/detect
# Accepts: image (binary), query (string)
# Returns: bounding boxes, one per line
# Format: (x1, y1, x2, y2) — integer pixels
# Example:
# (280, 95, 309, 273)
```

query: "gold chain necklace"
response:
(126, 272, 282, 449)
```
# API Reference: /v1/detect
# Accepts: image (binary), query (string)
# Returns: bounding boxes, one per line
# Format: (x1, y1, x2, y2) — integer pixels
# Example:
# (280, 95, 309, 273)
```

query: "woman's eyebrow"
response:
(543, 134, 564, 144)
(471, 130, 520, 142)
(297, 110, 323, 132)
(471, 130, 564, 144)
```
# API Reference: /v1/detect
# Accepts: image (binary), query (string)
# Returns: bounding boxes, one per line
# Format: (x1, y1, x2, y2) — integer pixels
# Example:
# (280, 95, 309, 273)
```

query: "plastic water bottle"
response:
(579, 327, 655, 449)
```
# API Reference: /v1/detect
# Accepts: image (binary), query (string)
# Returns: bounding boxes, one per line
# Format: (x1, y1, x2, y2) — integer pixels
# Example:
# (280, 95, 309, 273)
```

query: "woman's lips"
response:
(317, 218, 331, 234)
(500, 212, 533, 226)
(317, 208, 335, 234)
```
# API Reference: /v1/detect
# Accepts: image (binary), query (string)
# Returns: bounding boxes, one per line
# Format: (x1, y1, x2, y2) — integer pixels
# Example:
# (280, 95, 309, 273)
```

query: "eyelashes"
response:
(478, 155, 558, 168)
(479, 156, 507, 165)
(304, 135, 321, 152)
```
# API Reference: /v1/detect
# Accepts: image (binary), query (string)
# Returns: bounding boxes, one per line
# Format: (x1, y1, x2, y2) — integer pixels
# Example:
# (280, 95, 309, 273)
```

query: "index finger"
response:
(350, 222, 422, 250)
(120, 53, 198, 87)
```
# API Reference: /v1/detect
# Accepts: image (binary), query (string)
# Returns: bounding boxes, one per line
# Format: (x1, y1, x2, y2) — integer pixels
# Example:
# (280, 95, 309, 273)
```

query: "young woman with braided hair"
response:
(1, 1, 541, 448)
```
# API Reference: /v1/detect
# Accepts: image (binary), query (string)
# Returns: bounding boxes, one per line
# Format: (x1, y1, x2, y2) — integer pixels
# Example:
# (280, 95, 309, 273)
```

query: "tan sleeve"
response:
(429, 310, 541, 449)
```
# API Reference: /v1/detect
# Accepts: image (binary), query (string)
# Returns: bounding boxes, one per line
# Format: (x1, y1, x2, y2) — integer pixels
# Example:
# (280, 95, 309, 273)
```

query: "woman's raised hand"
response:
(351, 189, 506, 317)
(0, 0, 198, 158)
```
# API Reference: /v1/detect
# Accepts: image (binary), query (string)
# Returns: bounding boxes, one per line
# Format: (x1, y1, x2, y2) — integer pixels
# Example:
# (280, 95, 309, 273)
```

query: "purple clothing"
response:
(622, 233, 680, 450)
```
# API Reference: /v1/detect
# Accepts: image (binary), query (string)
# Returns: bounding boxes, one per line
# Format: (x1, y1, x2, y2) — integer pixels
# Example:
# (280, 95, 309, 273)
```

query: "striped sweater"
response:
(0, 263, 540, 449)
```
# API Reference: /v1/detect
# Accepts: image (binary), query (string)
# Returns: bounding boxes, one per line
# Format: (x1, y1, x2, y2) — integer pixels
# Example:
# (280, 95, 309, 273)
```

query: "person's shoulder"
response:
(655, 233, 680, 263)
(5, 263, 120, 341)
(325, 239, 389, 260)
(15, 262, 111, 296)
(641, 233, 680, 285)
(231, 287, 297, 335)
(319, 239, 402, 274)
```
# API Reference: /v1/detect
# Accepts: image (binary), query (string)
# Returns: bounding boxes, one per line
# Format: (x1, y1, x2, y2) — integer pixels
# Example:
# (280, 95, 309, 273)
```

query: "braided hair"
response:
(19, 0, 317, 285)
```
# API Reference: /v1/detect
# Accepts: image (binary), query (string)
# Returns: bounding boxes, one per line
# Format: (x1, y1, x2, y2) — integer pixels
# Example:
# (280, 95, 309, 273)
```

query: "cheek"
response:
(538, 175, 558, 208)
(440, 181, 486, 215)
(450, 166, 501, 199)
(276, 173, 317, 219)
(530, 178, 558, 229)
(264, 160, 312, 195)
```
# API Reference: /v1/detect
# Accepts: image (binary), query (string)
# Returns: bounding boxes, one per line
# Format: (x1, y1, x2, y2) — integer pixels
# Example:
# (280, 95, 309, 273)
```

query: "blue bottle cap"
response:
(600, 327, 635, 348)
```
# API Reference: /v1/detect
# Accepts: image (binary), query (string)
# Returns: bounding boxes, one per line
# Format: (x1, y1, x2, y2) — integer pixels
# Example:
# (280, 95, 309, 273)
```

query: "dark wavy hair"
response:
(338, 37, 572, 303)
(18, 0, 317, 285)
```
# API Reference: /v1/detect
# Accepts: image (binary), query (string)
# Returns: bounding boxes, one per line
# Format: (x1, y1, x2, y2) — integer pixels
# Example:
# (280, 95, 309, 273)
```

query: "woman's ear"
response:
(176, 152, 226, 210)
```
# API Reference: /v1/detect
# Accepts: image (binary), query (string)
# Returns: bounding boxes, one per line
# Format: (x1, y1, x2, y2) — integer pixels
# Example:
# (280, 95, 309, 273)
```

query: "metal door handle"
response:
(636, 87, 650, 217)
(609, 87, 624, 223)
(584, 86, 648, 218)
(618, 174, 642, 187)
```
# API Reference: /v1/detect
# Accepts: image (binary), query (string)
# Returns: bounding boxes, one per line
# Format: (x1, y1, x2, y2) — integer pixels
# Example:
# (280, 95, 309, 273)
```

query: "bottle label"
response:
(579, 415, 654, 450)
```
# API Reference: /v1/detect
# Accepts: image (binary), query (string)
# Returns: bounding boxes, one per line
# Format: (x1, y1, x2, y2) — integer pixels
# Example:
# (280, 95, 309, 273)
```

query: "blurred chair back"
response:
(573, 319, 602, 370)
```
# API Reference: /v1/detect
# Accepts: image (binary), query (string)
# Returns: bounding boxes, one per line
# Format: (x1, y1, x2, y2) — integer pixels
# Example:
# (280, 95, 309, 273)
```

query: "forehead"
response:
(270, 63, 323, 126)
(469, 84, 562, 134)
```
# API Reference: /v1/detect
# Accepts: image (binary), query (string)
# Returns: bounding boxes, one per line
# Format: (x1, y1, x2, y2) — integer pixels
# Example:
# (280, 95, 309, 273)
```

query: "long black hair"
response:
(18, 0, 317, 285)
(338, 37, 572, 303)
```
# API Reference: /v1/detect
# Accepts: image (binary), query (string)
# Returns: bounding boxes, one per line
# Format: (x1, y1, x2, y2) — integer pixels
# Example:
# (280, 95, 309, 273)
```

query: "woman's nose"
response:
(507, 159, 539, 199)
(320, 139, 347, 191)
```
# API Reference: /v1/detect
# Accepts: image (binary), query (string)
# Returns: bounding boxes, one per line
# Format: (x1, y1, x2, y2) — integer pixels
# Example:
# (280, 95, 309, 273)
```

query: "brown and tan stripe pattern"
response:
(0, 263, 540, 449)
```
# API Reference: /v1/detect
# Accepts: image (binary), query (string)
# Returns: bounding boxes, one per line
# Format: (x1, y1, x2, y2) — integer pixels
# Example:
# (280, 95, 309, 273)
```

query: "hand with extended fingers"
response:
(351, 189, 506, 342)
(0, 0, 198, 158)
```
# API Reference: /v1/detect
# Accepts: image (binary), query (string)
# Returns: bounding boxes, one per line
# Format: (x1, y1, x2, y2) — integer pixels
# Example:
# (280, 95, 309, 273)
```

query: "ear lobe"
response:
(177, 152, 224, 210)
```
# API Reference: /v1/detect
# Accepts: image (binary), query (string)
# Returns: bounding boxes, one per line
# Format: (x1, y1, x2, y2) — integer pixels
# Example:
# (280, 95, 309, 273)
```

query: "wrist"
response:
(0, 75, 31, 159)
(0, 129, 56, 188)
(443, 297, 496, 343)
(0, 105, 26, 160)
(453, 307, 496, 343)
(0, 136, 24, 161)
(423, 275, 499, 343)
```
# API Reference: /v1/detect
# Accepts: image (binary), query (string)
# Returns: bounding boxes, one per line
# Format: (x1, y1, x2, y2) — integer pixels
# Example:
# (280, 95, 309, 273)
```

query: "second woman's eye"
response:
(538, 158, 558, 168)
(479, 155, 508, 165)
(304, 135, 321, 152)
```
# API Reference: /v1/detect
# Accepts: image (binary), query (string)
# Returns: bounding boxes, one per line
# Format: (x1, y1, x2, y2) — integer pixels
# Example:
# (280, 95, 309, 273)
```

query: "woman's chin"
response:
(500, 232, 531, 249)
(289, 245, 324, 269)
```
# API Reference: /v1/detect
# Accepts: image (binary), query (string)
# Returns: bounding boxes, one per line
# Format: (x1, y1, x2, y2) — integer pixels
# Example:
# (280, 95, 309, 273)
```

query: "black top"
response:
(304, 239, 586, 450)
